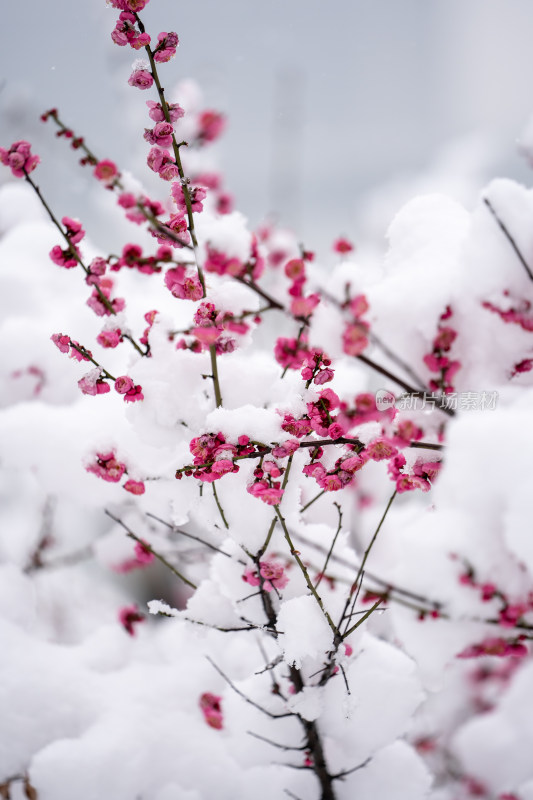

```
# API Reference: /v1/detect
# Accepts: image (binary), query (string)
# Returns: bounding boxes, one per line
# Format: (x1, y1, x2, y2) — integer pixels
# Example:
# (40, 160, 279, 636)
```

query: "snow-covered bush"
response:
(2, 3, 533, 799)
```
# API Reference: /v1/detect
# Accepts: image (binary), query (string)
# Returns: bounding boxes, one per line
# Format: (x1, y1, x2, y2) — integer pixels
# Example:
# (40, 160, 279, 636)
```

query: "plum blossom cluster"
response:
(204, 236, 265, 280)
(174, 301, 250, 353)
(86, 450, 127, 483)
(177, 432, 250, 483)
(305, 387, 345, 438)
(86, 276, 126, 317)
(388, 452, 441, 493)
(177, 433, 296, 504)
(303, 450, 365, 493)
(171, 181, 207, 214)
(0, 140, 40, 177)
(243, 559, 289, 592)
(147, 100, 184, 124)
(423, 305, 461, 394)
(114, 375, 144, 402)
(301, 350, 334, 387)
(152, 31, 179, 63)
(85, 450, 146, 495)
(77, 369, 143, 402)
(146, 146, 179, 180)
(51, 333, 92, 362)
(111, 11, 151, 49)
(483, 290, 533, 333)
(284, 256, 320, 318)
(164, 264, 203, 302)
(118, 191, 165, 226)
(458, 563, 533, 628)
(274, 333, 314, 371)
(247, 459, 286, 505)
(457, 636, 528, 659)
(52, 332, 143, 402)
(78, 368, 111, 396)
(49, 216, 85, 269)
(114, 243, 158, 274)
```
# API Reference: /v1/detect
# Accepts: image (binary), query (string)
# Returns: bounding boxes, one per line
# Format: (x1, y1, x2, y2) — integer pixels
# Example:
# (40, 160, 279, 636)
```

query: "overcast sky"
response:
(2, 0, 533, 253)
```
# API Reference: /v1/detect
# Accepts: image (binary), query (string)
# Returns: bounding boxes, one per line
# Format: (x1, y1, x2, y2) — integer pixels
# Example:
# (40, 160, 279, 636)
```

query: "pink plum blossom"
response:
(342, 322, 369, 356)
(143, 121, 174, 148)
(119, 605, 145, 636)
(124, 480, 146, 495)
(97, 328, 122, 348)
(153, 31, 179, 62)
(62, 216, 85, 244)
(114, 375, 135, 395)
(204, 245, 243, 277)
(199, 693, 223, 730)
(78, 370, 110, 396)
(128, 67, 153, 90)
(124, 385, 144, 402)
(457, 637, 528, 659)
(196, 111, 225, 143)
(51, 333, 71, 354)
(49, 245, 79, 269)
(134, 540, 154, 564)
(146, 100, 184, 123)
(171, 182, 207, 213)
(365, 437, 398, 461)
(247, 481, 284, 505)
(86, 451, 126, 483)
(243, 560, 288, 592)
(146, 147, 179, 180)
(333, 237, 354, 254)
(94, 159, 118, 183)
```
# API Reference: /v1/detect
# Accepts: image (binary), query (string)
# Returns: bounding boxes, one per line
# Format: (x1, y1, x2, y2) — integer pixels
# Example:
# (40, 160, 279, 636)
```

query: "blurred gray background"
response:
(2, 0, 533, 254)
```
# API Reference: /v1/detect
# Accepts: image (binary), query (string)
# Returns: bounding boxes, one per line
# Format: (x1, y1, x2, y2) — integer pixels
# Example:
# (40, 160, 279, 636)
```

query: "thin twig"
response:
(343, 598, 384, 639)
(247, 730, 306, 752)
(484, 197, 533, 282)
(332, 756, 372, 780)
(315, 502, 343, 589)
(341, 491, 397, 635)
(274, 506, 340, 641)
(105, 510, 197, 589)
(300, 489, 326, 513)
(205, 656, 293, 719)
(145, 511, 237, 560)
(212, 482, 229, 529)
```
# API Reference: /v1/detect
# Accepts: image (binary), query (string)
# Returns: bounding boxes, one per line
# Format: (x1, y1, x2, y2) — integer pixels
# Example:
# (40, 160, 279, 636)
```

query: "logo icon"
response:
(375, 389, 396, 411)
